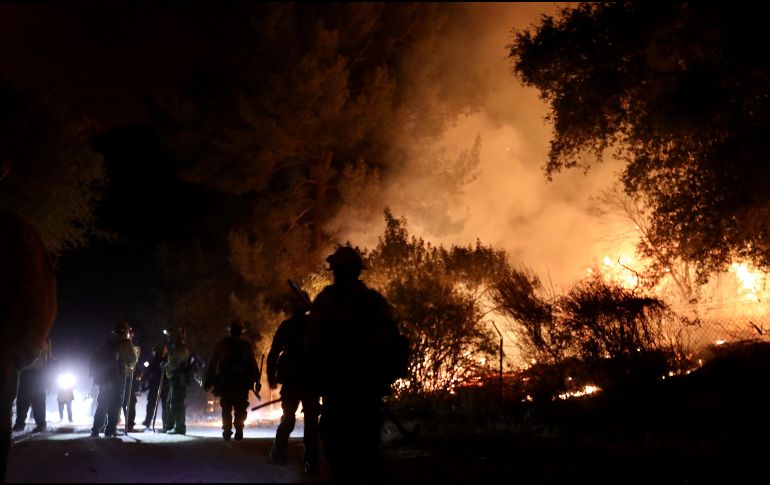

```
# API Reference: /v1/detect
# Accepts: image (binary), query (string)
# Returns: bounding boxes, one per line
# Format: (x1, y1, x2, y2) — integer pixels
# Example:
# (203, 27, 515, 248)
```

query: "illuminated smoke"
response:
(327, 3, 770, 355)
(332, 3, 631, 290)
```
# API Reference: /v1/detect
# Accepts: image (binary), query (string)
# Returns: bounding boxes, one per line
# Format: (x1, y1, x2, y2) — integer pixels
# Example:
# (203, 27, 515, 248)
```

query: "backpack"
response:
(219, 339, 255, 377)
(186, 353, 206, 386)
(89, 344, 119, 385)
(316, 282, 411, 393)
(358, 288, 411, 388)
(274, 315, 307, 385)
(276, 349, 304, 384)
(385, 333, 410, 382)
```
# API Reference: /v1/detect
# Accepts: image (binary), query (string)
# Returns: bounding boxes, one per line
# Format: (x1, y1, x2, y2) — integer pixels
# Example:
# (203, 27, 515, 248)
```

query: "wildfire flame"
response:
(588, 253, 639, 289)
(557, 384, 601, 400)
(729, 262, 765, 302)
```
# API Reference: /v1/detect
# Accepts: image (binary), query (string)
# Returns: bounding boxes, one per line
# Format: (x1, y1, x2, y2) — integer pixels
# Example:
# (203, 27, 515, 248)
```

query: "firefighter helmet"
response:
(282, 291, 310, 315)
(227, 320, 246, 336)
(163, 326, 187, 343)
(325, 246, 363, 274)
(113, 320, 132, 338)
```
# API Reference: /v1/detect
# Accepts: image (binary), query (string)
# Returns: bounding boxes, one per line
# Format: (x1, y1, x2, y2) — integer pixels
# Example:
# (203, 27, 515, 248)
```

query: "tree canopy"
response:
(156, 4, 486, 301)
(0, 78, 106, 254)
(509, 2, 770, 280)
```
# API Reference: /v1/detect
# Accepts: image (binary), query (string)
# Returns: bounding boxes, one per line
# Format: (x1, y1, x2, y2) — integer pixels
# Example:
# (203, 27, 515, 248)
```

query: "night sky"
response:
(0, 3, 200, 126)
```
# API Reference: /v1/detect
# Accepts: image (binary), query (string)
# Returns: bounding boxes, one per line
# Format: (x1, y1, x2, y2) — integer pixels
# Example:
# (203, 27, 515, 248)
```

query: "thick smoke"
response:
(333, 3, 635, 290)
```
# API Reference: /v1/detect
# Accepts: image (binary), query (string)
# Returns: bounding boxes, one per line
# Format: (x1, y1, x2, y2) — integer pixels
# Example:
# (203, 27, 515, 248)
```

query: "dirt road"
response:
(8, 425, 323, 483)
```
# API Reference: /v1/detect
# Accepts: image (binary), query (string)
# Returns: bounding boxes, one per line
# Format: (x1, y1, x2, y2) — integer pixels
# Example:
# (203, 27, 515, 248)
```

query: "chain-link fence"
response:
(668, 300, 770, 356)
(496, 305, 770, 371)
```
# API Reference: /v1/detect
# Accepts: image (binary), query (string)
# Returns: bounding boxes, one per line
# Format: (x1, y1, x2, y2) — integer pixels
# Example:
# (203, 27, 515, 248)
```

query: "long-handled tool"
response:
(252, 354, 265, 401)
(251, 396, 282, 411)
(380, 401, 418, 442)
(151, 372, 165, 432)
(123, 373, 135, 434)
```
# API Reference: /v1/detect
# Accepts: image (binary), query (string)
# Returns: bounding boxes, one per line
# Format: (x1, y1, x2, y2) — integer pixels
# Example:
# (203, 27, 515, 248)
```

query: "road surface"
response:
(8, 423, 323, 483)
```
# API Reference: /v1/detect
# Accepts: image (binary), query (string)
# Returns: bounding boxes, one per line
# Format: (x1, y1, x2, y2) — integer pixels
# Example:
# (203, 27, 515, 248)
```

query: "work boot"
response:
(223, 430, 232, 441)
(90, 430, 100, 438)
(234, 429, 243, 441)
(268, 446, 285, 465)
(31, 425, 46, 433)
(12, 423, 25, 432)
(167, 428, 186, 435)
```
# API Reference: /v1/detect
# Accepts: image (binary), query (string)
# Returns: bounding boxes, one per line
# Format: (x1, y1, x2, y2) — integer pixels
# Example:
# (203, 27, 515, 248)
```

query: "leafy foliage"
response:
(156, 4, 487, 302)
(509, 2, 770, 278)
(151, 237, 267, 364)
(494, 268, 680, 364)
(492, 267, 563, 363)
(0, 78, 106, 254)
(385, 273, 488, 394)
(558, 276, 669, 361)
(590, 185, 703, 303)
(494, 268, 692, 402)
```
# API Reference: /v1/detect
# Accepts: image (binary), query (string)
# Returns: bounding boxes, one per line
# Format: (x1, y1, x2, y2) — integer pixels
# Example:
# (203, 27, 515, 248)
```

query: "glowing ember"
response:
(557, 384, 601, 400)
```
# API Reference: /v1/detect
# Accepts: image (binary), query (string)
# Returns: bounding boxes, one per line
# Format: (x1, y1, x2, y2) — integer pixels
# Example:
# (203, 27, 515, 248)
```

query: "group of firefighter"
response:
(85, 246, 402, 482)
(87, 321, 189, 437)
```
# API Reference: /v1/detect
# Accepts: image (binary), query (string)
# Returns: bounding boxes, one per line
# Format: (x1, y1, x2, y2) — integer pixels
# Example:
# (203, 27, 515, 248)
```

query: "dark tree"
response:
(0, 78, 106, 254)
(491, 267, 563, 363)
(590, 185, 702, 303)
(493, 267, 691, 402)
(156, 4, 487, 303)
(493, 267, 682, 364)
(510, 3, 770, 280)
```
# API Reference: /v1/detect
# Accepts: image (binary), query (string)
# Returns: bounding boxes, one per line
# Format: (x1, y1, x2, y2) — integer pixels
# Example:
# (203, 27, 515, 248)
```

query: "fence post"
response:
(491, 322, 504, 400)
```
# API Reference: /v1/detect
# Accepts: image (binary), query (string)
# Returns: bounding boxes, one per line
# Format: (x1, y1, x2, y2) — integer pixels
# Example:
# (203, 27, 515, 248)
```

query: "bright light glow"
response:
(715, 339, 725, 346)
(597, 253, 638, 288)
(143, 361, 150, 368)
(730, 262, 763, 292)
(57, 373, 76, 389)
(557, 384, 601, 400)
